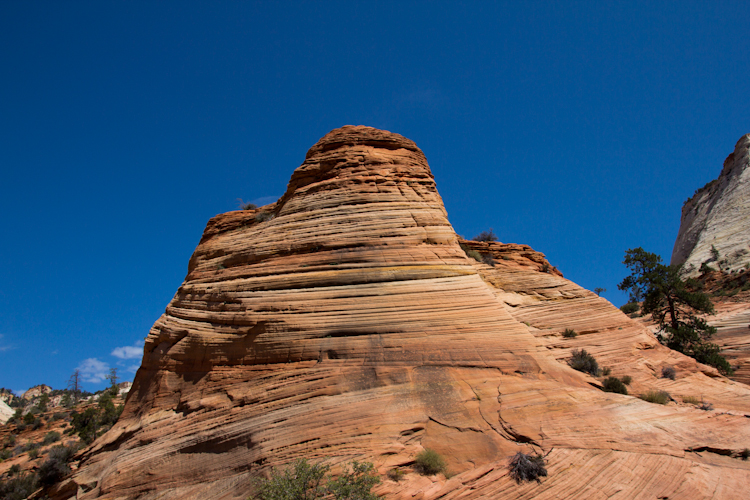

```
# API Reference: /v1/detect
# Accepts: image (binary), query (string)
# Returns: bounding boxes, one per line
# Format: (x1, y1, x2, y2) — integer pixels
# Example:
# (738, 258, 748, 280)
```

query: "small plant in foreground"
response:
(740, 448, 750, 461)
(568, 349, 600, 376)
(327, 461, 380, 500)
(255, 211, 274, 222)
(640, 390, 671, 405)
(562, 328, 577, 338)
(252, 458, 380, 500)
(621, 375, 632, 385)
(601, 367, 612, 376)
(682, 395, 700, 405)
(602, 377, 628, 395)
(386, 468, 404, 482)
(661, 366, 676, 380)
(508, 452, 547, 483)
(699, 401, 714, 411)
(414, 448, 447, 475)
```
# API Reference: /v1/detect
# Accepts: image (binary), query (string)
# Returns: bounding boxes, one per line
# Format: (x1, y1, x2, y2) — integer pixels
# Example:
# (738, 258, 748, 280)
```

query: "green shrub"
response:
(255, 211, 274, 222)
(38, 445, 76, 486)
(602, 377, 628, 395)
(0, 449, 11, 461)
(562, 328, 577, 338)
(414, 449, 446, 475)
(508, 452, 547, 483)
(0, 472, 39, 500)
(740, 449, 750, 461)
(466, 249, 483, 262)
(661, 366, 676, 380)
(386, 468, 404, 482)
(682, 395, 700, 405)
(640, 390, 671, 405)
(251, 458, 380, 500)
(42, 431, 61, 446)
(4, 434, 16, 448)
(601, 367, 611, 376)
(254, 459, 328, 499)
(28, 447, 39, 459)
(620, 302, 639, 314)
(568, 349, 600, 376)
(326, 461, 380, 500)
(621, 375, 632, 385)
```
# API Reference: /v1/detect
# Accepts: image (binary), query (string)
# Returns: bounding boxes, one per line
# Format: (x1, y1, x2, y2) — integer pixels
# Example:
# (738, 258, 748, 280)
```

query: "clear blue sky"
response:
(2, 1, 749, 394)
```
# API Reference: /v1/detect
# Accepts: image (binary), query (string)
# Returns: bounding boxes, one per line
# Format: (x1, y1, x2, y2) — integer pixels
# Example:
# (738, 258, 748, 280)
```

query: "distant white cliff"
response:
(672, 134, 750, 275)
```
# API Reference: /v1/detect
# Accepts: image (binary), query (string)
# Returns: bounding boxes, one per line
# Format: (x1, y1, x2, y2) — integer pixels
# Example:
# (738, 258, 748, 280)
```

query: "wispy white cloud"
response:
(125, 364, 140, 374)
(111, 340, 144, 360)
(251, 195, 280, 207)
(77, 358, 110, 384)
(0, 334, 12, 352)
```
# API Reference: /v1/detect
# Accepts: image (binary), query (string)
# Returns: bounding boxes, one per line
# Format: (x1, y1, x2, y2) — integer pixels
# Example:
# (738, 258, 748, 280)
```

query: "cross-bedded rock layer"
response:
(52, 127, 750, 500)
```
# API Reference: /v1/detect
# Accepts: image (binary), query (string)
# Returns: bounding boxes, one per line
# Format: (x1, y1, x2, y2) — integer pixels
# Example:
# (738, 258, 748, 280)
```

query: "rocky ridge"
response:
(48, 126, 750, 500)
(672, 134, 750, 275)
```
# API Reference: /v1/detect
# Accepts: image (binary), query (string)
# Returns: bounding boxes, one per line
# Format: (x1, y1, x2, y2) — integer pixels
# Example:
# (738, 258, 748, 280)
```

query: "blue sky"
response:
(2, 1, 749, 394)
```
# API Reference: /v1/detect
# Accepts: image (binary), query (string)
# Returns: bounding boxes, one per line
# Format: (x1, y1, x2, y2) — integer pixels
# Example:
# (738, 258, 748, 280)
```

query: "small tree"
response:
(106, 368, 119, 396)
(594, 287, 606, 296)
(618, 248, 732, 374)
(473, 229, 498, 242)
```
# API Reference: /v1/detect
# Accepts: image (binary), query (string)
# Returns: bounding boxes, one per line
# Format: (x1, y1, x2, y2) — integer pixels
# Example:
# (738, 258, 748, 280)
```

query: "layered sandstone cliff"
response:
(672, 134, 750, 275)
(50, 126, 750, 500)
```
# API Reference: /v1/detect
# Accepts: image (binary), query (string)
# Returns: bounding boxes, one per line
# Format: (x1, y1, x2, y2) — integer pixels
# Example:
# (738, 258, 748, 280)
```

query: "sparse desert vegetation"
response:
(568, 349, 600, 376)
(508, 452, 547, 483)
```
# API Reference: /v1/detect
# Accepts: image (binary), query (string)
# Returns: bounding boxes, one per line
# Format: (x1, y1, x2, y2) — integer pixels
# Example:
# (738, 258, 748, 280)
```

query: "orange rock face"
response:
(53, 126, 750, 500)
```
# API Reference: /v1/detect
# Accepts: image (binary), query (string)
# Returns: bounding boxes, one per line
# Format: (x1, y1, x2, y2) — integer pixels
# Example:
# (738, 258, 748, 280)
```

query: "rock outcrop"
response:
(22, 384, 52, 401)
(52, 126, 750, 500)
(672, 134, 750, 275)
(0, 399, 13, 425)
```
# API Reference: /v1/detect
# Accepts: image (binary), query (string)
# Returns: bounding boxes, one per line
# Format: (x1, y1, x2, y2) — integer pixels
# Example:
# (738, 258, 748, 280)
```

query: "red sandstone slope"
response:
(48, 126, 750, 500)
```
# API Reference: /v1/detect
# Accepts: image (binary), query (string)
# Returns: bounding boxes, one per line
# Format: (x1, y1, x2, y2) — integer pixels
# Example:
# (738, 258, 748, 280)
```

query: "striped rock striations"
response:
(672, 134, 750, 275)
(55, 127, 750, 500)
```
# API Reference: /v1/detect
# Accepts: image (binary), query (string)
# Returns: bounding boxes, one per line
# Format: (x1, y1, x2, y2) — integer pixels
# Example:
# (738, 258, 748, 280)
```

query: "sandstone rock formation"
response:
(22, 384, 52, 401)
(49, 126, 750, 500)
(0, 399, 13, 425)
(672, 134, 750, 275)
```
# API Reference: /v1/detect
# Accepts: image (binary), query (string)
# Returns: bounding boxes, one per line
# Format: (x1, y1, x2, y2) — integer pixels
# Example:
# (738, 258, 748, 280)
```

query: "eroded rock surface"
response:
(53, 126, 750, 500)
(672, 134, 750, 275)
